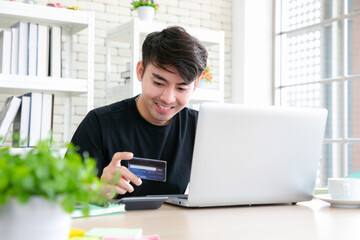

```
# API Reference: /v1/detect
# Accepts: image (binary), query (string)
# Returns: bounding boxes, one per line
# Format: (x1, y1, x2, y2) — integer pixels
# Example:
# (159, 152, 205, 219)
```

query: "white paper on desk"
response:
(84, 228, 142, 238)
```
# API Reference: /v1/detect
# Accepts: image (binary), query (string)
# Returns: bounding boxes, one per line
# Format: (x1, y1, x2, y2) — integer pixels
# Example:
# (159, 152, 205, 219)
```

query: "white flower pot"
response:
(137, 6, 155, 21)
(0, 196, 71, 240)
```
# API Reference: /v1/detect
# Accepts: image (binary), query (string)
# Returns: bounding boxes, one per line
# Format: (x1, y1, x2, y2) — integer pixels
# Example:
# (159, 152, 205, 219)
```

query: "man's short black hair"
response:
(141, 26, 208, 84)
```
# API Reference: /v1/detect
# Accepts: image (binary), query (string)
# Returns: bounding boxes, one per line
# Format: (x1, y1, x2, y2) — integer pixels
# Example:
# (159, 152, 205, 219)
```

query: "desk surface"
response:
(72, 199, 360, 240)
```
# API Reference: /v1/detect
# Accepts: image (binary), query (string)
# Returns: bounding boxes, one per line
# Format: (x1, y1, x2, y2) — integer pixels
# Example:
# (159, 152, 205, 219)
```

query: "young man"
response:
(70, 26, 208, 198)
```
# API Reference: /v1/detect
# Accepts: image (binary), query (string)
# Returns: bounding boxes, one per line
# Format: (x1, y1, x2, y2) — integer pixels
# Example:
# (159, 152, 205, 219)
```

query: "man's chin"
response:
(156, 116, 172, 125)
(151, 112, 175, 125)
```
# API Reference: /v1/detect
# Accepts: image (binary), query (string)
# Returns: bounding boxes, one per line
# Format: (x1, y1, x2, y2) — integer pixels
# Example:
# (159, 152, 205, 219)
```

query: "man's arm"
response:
(70, 111, 142, 196)
(70, 111, 106, 177)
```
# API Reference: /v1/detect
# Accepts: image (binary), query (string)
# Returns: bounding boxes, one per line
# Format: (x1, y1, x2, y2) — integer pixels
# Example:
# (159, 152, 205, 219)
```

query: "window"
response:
(275, 0, 360, 187)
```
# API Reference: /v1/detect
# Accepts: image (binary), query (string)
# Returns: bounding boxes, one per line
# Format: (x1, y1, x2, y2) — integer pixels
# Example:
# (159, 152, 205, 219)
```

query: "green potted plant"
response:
(131, 0, 159, 21)
(0, 139, 107, 240)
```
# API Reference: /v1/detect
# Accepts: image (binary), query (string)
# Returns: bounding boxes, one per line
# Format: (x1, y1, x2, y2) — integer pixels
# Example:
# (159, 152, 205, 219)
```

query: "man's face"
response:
(136, 61, 199, 126)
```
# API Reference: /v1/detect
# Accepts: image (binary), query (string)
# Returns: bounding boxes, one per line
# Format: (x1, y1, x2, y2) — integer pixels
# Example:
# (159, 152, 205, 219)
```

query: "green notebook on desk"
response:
(72, 203, 126, 218)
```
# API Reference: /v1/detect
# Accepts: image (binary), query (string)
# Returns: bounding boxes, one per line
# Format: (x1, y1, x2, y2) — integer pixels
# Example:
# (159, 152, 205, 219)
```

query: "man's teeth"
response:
(158, 104, 171, 110)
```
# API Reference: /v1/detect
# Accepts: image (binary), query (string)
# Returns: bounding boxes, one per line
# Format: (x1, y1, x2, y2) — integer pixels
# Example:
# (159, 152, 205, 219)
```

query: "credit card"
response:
(128, 157, 167, 182)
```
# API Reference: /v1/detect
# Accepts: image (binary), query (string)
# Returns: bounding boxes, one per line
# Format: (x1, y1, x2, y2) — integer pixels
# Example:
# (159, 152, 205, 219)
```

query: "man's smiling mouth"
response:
(156, 103, 173, 110)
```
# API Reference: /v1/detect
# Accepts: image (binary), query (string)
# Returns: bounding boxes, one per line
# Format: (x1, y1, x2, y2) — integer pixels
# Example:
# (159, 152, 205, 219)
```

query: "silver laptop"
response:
(166, 103, 328, 207)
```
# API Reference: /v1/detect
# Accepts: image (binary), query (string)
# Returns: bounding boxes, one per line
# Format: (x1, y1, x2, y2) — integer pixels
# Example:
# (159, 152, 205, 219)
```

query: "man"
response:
(70, 26, 208, 198)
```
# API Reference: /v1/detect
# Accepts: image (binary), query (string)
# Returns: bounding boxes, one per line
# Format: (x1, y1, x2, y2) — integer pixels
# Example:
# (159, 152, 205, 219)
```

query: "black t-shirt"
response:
(70, 96, 198, 197)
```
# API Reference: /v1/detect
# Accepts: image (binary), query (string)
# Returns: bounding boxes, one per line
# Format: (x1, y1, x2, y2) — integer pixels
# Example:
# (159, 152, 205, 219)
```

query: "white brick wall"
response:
(0, 0, 232, 145)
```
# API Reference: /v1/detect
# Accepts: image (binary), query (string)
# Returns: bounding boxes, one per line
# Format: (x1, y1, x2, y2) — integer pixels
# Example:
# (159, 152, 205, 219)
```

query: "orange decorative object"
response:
(198, 65, 213, 83)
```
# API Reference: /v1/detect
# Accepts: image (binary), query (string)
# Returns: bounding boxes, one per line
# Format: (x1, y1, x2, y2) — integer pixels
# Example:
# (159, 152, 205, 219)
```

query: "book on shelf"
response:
(49, 25, 62, 78)
(4, 21, 62, 77)
(25, 92, 42, 147)
(12, 92, 54, 147)
(10, 26, 18, 74)
(0, 29, 12, 74)
(13, 95, 30, 147)
(27, 22, 38, 76)
(11, 22, 28, 75)
(37, 24, 49, 77)
(40, 93, 54, 140)
(0, 96, 21, 146)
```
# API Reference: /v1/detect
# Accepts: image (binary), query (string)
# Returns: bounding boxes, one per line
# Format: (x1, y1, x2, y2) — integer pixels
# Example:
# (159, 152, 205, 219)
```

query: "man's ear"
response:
(136, 61, 144, 82)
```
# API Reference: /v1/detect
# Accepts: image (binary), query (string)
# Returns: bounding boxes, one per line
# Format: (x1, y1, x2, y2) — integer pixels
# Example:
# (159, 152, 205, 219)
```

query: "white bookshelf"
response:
(105, 18, 224, 105)
(0, 1, 94, 142)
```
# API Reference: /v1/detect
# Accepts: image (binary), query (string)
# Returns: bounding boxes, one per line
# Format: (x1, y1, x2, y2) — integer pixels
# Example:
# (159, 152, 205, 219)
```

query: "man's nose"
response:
(160, 88, 176, 104)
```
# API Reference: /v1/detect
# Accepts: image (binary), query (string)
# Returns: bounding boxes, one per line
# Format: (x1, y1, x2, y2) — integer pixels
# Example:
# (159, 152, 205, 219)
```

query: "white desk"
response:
(72, 199, 360, 240)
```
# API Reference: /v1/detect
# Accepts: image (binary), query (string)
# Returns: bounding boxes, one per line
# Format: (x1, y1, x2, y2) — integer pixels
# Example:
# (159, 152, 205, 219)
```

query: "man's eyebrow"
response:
(152, 73, 189, 86)
(152, 73, 167, 81)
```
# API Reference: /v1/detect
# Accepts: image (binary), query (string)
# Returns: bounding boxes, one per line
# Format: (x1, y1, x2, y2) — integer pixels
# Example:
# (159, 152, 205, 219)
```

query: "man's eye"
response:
(178, 88, 188, 92)
(154, 81, 163, 86)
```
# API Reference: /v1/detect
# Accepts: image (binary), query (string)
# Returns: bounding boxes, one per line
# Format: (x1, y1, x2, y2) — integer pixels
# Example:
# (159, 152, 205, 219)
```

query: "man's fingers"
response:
(110, 152, 134, 166)
(103, 184, 127, 197)
(106, 176, 137, 195)
(100, 152, 142, 197)
(103, 165, 142, 187)
(113, 185, 127, 195)
(117, 178, 134, 193)
(119, 166, 142, 186)
(109, 152, 141, 186)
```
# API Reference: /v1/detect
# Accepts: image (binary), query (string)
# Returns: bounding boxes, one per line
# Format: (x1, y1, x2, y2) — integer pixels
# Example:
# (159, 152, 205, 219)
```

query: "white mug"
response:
(328, 178, 360, 200)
